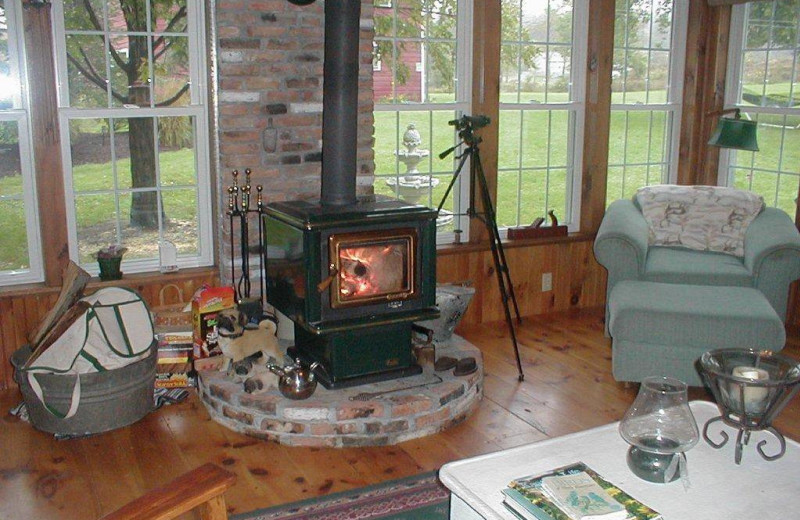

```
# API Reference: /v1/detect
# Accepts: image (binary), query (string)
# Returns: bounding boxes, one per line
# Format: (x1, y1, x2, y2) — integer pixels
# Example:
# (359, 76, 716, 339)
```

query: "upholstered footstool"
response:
(608, 280, 786, 386)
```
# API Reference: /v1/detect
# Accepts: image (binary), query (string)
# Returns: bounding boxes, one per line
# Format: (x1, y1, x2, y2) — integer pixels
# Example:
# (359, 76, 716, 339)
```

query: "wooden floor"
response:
(3, 307, 800, 519)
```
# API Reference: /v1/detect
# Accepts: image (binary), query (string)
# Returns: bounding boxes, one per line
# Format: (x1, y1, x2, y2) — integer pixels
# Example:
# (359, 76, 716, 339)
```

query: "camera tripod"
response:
(438, 115, 525, 381)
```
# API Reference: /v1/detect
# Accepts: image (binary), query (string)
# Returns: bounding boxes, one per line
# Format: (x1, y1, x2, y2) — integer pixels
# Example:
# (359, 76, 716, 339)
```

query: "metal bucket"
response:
(12, 343, 156, 436)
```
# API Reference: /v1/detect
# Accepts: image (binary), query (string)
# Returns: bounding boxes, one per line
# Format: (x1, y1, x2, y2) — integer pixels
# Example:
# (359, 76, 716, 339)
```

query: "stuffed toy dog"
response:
(216, 308, 282, 391)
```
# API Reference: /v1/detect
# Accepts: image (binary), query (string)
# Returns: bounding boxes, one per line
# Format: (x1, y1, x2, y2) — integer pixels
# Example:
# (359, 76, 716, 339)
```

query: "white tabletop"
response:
(439, 400, 800, 520)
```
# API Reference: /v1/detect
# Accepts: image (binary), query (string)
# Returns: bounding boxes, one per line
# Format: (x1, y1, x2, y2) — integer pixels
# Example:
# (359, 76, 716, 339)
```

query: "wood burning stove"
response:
(263, 0, 437, 388)
(264, 198, 438, 388)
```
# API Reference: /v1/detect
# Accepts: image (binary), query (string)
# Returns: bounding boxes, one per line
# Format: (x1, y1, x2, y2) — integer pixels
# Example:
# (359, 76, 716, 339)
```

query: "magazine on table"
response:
(502, 462, 662, 520)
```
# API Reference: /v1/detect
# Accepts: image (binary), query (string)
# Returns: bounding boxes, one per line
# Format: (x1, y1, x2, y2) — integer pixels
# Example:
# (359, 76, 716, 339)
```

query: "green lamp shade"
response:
(708, 117, 759, 151)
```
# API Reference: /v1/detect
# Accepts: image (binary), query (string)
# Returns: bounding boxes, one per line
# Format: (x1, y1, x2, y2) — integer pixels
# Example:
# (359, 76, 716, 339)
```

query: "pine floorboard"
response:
(2, 306, 800, 519)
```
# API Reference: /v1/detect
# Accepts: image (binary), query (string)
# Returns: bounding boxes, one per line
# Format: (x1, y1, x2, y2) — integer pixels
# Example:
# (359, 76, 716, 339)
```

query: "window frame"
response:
(719, 1, 800, 213)
(51, 0, 214, 275)
(496, 0, 589, 233)
(372, 0, 473, 244)
(0, 0, 44, 286)
(607, 0, 688, 202)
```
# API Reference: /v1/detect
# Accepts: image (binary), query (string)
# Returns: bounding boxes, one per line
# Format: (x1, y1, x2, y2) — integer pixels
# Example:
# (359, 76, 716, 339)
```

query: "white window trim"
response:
(719, 3, 800, 189)
(52, 0, 213, 275)
(608, 0, 689, 188)
(497, 0, 589, 233)
(373, 0, 473, 244)
(0, 0, 44, 285)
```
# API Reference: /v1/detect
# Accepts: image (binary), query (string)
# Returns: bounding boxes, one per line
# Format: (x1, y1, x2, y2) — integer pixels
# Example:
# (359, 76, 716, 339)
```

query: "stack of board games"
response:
(155, 327, 195, 388)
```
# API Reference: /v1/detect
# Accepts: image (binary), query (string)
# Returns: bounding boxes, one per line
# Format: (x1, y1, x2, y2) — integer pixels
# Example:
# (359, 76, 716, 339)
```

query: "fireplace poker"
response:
(227, 172, 238, 300)
(238, 169, 252, 300)
(348, 374, 443, 401)
(257, 185, 266, 307)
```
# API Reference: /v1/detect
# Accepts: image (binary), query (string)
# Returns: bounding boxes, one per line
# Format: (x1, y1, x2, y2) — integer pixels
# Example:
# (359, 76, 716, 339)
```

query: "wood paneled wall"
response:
(437, 236, 606, 328)
(0, 269, 219, 391)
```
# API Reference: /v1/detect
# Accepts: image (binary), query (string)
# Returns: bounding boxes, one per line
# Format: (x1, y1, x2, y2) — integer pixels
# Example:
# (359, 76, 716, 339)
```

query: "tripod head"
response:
(439, 114, 491, 159)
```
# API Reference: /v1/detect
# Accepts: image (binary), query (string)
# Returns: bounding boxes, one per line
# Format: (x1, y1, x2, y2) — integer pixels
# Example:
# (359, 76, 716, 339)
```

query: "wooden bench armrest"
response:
(99, 463, 236, 520)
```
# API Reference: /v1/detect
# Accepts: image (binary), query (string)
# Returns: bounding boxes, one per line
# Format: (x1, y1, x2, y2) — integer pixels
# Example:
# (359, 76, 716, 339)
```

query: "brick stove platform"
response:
(198, 335, 483, 447)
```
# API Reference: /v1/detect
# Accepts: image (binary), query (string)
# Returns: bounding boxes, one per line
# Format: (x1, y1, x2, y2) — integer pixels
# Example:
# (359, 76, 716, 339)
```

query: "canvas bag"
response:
(23, 287, 155, 419)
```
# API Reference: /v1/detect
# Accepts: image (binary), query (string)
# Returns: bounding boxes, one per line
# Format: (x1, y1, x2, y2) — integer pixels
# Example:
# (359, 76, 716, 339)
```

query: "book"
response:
(541, 472, 627, 520)
(504, 462, 662, 520)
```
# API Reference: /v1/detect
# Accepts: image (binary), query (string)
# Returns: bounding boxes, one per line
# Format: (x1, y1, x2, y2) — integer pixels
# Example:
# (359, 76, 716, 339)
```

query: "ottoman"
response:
(608, 280, 786, 386)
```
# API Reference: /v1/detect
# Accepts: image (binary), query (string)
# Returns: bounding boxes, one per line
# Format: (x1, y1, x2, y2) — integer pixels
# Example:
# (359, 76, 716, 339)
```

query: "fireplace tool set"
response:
(226, 169, 266, 307)
(437, 114, 525, 381)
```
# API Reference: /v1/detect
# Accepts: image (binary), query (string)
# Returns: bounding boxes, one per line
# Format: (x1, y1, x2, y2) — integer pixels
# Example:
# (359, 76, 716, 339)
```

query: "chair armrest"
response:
(744, 207, 800, 321)
(99, 463, 236, 520)
(593, 199, 650, 282)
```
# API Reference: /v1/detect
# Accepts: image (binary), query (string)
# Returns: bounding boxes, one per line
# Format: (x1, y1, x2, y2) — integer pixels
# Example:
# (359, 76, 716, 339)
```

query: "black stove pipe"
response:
(320, 0, 361, 207)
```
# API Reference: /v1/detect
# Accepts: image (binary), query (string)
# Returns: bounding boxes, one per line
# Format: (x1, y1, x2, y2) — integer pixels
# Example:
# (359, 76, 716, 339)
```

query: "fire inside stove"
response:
(331, 229, 415, 307)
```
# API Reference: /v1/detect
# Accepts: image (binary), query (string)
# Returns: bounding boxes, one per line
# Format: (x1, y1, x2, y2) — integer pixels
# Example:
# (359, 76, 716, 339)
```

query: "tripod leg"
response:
(472, 151, 525, 381)
(474, 151, 523, 323)
(437, 150, 470, 213)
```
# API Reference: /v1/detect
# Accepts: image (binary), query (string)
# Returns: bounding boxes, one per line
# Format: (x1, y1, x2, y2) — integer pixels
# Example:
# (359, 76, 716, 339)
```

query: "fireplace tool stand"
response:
(226, 168, 266, 309)
(437, 115, 525, 381)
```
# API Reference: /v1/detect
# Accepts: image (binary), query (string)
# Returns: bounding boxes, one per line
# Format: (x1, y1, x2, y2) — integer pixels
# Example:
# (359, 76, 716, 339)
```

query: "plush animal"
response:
(216, 308, 282, 391)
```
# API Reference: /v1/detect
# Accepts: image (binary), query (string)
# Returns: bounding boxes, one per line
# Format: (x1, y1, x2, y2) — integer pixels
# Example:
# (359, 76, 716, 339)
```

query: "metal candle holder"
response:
(226, 169, 266, 304)
(700, 348, 800, 464)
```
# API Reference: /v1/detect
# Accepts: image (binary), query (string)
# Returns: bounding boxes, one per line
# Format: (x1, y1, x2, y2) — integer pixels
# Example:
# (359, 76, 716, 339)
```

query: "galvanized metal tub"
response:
(11, 343, 156, 436)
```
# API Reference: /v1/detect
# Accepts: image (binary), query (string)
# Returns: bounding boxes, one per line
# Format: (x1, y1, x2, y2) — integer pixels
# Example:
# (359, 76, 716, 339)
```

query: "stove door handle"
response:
(317, 265, 339, 293)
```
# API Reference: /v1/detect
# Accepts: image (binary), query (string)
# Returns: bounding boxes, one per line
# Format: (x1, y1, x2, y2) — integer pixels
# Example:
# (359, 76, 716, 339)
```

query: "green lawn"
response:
(0, 146, 198, 269)
(377, 90, 800, 228)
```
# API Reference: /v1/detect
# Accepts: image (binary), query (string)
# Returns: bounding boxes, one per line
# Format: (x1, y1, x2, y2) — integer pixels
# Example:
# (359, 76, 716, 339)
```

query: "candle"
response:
(731, 365, 770, 414)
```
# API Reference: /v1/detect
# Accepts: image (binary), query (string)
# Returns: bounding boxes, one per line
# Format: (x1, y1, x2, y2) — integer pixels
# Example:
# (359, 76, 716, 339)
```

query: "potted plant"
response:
(96, 245, 128, 281)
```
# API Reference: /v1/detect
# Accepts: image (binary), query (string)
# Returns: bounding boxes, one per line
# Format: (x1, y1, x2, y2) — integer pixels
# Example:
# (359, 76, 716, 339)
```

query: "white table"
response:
(440, 401, 800, 520)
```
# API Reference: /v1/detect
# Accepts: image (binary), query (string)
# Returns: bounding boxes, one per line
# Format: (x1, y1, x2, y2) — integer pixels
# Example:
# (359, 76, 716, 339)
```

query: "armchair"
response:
(594, 196, 800, 323)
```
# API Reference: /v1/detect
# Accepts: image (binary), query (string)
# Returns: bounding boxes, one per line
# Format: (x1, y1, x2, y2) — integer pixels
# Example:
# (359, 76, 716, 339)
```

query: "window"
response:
(607, 0, 686, 204)
(372, 0, 472, 240)
(0, 0, 43, 285)
(497, 0, 587, 230)
(53, 0, 213, 274)
(722, 0, 800, 216)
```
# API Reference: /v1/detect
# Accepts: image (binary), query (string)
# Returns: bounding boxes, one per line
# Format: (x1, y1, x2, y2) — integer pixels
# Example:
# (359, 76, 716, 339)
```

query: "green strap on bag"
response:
(23, 287, 154, 419)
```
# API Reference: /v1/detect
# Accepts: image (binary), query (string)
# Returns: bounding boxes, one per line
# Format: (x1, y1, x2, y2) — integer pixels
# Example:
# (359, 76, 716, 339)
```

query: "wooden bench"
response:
(99, 463, 236, 520)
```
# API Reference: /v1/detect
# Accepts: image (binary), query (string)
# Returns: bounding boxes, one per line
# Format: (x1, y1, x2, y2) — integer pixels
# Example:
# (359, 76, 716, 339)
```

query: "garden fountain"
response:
(386, 123, 439, 205)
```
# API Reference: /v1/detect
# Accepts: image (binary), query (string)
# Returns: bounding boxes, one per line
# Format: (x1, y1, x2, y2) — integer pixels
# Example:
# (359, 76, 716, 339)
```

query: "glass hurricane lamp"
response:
(619, 376, 699, 483)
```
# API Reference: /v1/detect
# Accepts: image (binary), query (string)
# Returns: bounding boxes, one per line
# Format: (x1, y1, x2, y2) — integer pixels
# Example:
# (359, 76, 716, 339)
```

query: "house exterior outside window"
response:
(607, 0, 687, 204)
(497, 0, 587, 231)
(372, 0, 472, 241)
(52, 0, 213, 274)
(722, 0, 800, 216)
(0, 0, 43, 285)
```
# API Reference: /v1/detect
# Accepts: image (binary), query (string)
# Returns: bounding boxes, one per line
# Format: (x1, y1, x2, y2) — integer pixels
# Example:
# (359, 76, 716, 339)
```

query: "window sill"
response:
(436, 231, 596, 256)
(0, 266, 219, 298)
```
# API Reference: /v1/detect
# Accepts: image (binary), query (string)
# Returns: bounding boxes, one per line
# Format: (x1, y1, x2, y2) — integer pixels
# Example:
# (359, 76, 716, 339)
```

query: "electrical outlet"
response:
(541, 272, 553, 292)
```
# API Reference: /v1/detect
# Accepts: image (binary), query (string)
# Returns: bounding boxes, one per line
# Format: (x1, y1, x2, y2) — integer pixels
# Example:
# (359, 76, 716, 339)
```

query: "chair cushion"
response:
(635, 185, 764, 257)
(608, 281, 784, 349)
(644, 247, 752, 287)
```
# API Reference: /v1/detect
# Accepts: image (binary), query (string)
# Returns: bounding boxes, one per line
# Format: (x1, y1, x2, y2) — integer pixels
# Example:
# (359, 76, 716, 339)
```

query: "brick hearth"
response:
(198, 336, 483, 447)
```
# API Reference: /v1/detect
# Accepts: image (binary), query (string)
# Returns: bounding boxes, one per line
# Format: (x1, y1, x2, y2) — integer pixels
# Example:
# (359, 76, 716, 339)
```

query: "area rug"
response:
(232, 471, 450, 520)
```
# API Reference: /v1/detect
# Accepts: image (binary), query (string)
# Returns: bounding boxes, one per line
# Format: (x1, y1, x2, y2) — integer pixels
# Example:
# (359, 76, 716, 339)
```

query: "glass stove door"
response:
(330, 229, 416, 308)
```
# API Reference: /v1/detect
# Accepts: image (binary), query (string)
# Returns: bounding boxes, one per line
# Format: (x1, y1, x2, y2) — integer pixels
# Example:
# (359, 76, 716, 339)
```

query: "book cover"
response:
(541, 472, 627, 520)
(502, 487, 557, 520)
(506, 462, 662, 520)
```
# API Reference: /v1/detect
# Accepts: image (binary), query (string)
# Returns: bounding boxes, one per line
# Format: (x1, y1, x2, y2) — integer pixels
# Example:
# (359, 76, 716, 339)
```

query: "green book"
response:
(504, 462, 663, 520)
(502, 487, 558, 520)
